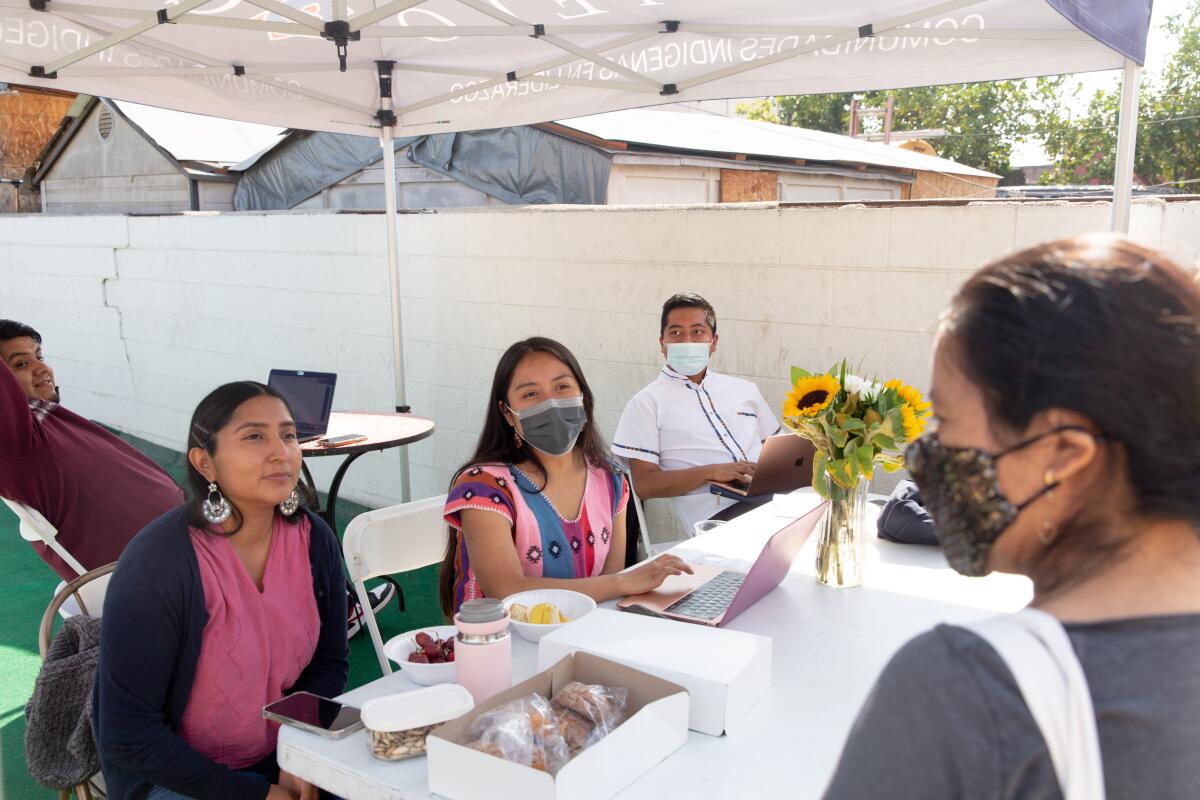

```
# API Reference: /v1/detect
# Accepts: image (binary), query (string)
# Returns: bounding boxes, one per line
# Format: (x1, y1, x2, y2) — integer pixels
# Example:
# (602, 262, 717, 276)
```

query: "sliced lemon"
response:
(530, 602, 554, 624)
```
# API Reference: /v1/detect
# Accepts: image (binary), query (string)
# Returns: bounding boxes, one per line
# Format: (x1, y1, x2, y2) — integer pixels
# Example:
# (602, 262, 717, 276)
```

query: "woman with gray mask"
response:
(822, 235, 1200, 799)
(438, 337, 691, 617)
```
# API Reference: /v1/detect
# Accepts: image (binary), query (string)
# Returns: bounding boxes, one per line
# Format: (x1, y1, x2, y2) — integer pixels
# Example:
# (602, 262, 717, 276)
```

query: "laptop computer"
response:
(617, 501, 827, 627)
(708, 433, 816, 501)
(267, 369, 337, 443)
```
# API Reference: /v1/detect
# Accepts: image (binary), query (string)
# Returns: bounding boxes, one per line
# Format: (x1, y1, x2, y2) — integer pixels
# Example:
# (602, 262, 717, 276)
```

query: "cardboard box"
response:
(427, 652, 689, 800)
(537, 609, 771, 736)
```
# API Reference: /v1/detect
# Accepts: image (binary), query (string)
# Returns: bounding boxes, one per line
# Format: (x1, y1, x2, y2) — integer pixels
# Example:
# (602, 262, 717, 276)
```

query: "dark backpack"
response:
(877, 480, 939, 546)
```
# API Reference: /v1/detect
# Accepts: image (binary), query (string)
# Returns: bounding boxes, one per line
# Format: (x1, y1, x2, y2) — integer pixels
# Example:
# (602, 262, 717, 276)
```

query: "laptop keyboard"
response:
(665, 570, 746, 620)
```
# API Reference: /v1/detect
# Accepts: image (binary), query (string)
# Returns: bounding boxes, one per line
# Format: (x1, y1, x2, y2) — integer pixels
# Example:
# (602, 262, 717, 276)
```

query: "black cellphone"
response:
(262, 692, 363, 739)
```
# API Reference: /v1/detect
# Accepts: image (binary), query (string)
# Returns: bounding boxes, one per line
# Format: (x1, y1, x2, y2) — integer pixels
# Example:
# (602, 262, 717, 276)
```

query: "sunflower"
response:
(783, 374, 840, 418)
(899, 405, 926, 442)
(885, 379, 931, 413)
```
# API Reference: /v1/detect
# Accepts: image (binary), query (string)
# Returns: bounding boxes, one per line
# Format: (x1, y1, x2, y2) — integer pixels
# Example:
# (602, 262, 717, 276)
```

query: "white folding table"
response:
(278, 490, 1032, 799)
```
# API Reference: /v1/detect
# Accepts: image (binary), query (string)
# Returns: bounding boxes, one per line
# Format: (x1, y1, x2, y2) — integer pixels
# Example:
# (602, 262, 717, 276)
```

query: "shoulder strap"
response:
(965, 609, 1106, 800)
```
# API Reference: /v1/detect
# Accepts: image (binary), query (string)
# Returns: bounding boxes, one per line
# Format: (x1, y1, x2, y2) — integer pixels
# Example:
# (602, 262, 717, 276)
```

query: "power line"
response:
(1141, 176, 1200, 189)
(924, 113, 1200, 141)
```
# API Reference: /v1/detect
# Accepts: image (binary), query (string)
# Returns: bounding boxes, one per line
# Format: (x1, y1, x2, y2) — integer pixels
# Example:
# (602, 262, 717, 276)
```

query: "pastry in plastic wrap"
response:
(551, 705, 594, 754)
(551, 681, 629, 740)
(464, 694, 570, 774)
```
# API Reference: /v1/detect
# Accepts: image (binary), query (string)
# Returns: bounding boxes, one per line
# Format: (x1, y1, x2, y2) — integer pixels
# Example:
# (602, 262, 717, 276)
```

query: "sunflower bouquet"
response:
(782, 361, 931, 588)
(782, 361, 931, 501)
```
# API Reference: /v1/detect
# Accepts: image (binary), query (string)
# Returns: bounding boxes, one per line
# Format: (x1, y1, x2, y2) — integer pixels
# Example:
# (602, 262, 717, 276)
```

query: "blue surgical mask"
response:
(666, 342, 711, 377)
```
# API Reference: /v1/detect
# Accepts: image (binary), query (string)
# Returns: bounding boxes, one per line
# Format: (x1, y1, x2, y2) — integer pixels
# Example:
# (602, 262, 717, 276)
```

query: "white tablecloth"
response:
(277, 490, 1032, 800)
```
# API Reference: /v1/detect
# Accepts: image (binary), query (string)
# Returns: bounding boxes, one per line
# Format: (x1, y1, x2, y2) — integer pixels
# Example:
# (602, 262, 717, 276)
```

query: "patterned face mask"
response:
(905, 426, 1094, 576)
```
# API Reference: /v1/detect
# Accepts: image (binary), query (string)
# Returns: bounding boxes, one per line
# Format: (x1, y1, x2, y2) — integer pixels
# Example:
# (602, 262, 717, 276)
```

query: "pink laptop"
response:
(617, 501, 828, 627)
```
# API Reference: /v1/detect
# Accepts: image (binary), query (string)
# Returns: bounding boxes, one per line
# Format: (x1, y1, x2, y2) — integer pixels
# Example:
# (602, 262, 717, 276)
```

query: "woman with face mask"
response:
(438, 337, 692, 616)
(823, 235, 1200, 799)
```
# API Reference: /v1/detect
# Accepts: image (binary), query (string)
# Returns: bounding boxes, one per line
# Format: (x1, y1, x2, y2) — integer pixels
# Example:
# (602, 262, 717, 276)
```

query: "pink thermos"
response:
(453, 598, 512, 704)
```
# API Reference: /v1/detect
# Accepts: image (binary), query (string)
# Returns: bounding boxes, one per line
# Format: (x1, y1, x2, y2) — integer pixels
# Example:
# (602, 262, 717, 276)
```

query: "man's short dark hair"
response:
(660, 293, 717, 336)
(0, 320, 41, 345)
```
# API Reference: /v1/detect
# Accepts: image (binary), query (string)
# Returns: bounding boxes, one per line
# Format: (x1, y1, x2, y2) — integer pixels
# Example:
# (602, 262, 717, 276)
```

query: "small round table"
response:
(300, 411, 435, 530)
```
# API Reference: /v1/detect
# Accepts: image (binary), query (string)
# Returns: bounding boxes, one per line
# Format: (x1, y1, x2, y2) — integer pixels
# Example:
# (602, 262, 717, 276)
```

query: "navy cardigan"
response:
(93, 505, 348, 800)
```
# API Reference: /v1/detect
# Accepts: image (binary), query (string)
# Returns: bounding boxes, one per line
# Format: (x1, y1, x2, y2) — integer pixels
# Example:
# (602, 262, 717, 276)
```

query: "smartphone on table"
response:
(262, 691, 363, 739)
(317, 433, 367, 447)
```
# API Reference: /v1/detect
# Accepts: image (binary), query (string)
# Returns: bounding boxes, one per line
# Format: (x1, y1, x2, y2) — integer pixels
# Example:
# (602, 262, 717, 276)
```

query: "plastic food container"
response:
(361, 684, 475, 762)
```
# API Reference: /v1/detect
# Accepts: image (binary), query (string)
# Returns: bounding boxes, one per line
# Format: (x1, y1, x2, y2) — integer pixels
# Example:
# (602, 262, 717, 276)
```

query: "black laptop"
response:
(267, 369, 337, 443)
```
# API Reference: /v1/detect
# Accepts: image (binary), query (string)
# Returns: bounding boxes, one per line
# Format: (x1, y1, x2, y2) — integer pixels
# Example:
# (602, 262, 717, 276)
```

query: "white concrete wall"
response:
(2, 199, 1198, 540)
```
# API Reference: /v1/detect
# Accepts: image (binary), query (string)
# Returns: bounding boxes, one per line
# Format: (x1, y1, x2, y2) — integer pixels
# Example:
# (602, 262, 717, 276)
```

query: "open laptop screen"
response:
(267, 369, 337, 440)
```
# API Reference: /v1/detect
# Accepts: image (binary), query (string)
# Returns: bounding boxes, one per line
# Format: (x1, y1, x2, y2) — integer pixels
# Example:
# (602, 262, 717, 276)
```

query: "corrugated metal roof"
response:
(113, 100, 285, 165)
(557, 108, 999, 179)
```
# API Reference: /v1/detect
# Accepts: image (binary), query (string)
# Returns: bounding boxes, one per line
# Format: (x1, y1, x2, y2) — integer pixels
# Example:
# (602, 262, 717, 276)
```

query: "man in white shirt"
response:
(613, 293, 780, 533)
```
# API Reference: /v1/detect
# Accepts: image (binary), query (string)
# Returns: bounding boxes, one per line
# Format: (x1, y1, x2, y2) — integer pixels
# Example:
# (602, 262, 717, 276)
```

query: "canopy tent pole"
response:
(1111, 58, 1141, 233)
(377, 60, 411, 503)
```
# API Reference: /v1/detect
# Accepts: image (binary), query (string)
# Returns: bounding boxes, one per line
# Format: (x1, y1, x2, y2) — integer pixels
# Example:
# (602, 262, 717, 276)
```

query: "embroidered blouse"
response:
(443, 462, 629, 613)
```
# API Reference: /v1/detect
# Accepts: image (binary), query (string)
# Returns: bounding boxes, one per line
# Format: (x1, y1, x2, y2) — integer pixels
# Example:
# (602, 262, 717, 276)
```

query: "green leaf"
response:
(856, 445, 875, 478)
(790, 365, 813, 385)
(831, 428, 848, 449)
(812, 451, 833, 498)
(826, 458, 850, 486)
(874, 434, 897, 451)
(842, 418, 866, 431)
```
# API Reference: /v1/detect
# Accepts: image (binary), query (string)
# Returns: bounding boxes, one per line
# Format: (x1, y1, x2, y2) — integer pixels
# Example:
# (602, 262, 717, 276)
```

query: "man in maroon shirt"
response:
(0, 319, 184, 581)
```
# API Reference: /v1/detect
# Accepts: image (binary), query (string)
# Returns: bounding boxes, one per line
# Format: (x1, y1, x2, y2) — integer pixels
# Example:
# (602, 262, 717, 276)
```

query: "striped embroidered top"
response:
(442, 462, 629, 614)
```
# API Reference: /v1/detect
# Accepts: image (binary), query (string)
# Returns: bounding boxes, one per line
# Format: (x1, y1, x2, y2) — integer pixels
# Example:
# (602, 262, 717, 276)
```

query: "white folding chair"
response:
(342, 494, 449, 676)
(2, 497, 104, 618)
(625, 470, 692, 559)
(38, 562, 114, 800)
(2, 497, 87, 576)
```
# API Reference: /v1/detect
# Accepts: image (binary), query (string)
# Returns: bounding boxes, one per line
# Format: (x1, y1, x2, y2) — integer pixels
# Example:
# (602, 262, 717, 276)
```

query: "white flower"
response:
(843, 374, 882, 401)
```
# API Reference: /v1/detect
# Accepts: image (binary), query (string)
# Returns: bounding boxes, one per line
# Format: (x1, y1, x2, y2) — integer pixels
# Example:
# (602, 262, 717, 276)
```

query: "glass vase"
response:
(814, 480, 869, 588)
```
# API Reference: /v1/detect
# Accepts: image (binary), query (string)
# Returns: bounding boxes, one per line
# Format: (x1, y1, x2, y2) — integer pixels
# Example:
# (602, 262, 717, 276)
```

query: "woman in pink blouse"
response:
(95, 382, 348, 800)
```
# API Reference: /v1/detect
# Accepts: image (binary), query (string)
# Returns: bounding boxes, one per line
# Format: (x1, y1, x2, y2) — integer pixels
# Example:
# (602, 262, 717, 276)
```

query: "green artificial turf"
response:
(0, 430, 444, 799)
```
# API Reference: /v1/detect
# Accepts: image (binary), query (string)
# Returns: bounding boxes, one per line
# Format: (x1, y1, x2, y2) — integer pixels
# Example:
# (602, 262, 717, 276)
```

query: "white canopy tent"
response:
(0, 0, 1151, 499)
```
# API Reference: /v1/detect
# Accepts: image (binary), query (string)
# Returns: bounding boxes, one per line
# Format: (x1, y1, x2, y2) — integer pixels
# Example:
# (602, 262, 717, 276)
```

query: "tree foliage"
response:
(1040, 1, 1200, 187)
(739, 0, 1200, 187)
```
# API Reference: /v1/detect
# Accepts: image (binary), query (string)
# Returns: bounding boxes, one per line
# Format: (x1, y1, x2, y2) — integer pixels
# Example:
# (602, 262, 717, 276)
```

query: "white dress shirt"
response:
(613, 366, 780, 532)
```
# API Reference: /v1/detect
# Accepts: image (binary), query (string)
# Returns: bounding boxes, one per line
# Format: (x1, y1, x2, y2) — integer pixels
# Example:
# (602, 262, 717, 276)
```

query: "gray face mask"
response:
(510, 396, 586, 456)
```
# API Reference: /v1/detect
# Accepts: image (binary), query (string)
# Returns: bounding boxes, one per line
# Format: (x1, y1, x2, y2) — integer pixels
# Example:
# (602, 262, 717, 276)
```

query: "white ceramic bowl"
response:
(501, 589, 596, 643)
(382, 624, 458, 686)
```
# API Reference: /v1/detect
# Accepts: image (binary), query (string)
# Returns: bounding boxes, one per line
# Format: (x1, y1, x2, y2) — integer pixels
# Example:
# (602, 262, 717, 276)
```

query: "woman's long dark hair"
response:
(186, 381, 305, 535)
(437, 337, 614, 616)
(943, 234, 1200, 590)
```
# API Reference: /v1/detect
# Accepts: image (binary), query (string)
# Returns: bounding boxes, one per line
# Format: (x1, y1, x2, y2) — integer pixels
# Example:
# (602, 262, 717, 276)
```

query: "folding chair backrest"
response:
(342, 494, 449, 676)
(2, 496, 87, 576)
(624, 470, 692, 558)
(343, 494, 449, 583)
(39, 563, 115, 661)
(625, 470, 655, 560)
